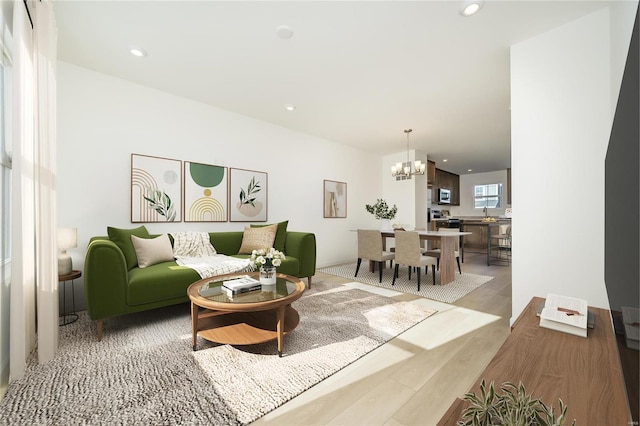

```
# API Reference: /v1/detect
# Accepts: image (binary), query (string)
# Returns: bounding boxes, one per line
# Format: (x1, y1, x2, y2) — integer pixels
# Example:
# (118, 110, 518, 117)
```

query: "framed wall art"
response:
(183, 161, 228, 222)
(131, 154, 182, 222)
(323, 179, 347, 218)
(229, 168, 268, 222)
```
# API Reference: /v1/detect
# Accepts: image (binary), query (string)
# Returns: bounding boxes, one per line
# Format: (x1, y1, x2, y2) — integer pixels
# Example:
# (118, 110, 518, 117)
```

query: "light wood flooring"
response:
(252, 251, 512, 426)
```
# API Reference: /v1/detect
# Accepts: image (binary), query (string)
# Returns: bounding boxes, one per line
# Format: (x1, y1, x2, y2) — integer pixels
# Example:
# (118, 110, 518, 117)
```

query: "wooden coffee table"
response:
(187, 271, 305, 357)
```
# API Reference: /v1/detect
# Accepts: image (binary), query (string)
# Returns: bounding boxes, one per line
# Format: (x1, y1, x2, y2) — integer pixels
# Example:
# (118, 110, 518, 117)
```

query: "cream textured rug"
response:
(0, 280, 436, 425)
(319, 262, 493, 304)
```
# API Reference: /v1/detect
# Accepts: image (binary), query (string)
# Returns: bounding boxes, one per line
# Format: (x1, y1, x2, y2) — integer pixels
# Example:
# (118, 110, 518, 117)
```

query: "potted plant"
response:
(365, 198, 398, 230)
(458, 380, 575, 426)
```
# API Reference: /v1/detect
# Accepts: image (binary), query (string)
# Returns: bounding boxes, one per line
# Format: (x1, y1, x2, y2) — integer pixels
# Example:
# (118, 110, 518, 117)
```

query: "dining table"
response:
(380, 229, 471, 285)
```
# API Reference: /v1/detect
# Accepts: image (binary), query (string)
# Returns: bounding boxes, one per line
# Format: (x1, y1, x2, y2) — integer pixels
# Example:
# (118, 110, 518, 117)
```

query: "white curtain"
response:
(34, 0, 58, 363)
(10, 0, 37, 381)
(10, 0, 59, 380)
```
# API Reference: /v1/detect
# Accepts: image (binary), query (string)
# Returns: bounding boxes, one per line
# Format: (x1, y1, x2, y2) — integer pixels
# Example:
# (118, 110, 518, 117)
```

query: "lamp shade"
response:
(57, 228, 77, 251)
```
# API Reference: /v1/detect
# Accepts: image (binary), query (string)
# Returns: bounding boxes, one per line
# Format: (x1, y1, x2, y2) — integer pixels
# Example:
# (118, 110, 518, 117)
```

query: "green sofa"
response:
(83, 229, 316, 341)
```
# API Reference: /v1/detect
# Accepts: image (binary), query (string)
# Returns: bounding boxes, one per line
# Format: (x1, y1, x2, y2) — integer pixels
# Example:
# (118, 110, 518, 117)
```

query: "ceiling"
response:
(54, 0, 612, 175)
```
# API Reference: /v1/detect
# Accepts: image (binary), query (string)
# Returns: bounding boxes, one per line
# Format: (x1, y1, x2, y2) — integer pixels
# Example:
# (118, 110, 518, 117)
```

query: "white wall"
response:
(449, 170, 510, 217)
(57, 61, 383, 310)
(510, 7, 631, 319)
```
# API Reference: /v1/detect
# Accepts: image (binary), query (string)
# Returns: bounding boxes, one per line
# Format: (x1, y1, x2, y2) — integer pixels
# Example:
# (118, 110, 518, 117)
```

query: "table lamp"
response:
(57, 228, 77, 276)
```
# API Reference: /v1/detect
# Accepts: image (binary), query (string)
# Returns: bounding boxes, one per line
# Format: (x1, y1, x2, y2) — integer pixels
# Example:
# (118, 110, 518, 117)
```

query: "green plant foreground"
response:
(458, 380, 576, 426)
(365, 198, 397, 220)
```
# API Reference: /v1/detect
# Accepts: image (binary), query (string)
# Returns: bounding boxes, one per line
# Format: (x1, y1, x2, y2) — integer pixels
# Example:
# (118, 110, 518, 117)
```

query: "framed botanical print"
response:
(229, 168, 268, 222)
(183, 161, 228, 222)
(131, 154, 182, 222)
(323, 179, 347, 218)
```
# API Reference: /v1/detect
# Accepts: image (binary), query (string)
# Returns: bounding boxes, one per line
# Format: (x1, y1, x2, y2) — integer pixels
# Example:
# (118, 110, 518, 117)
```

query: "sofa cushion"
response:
(238, 224, 277, 254)
(131, 234, 174, 268)
(251, 220, 288, 252)
(107, 225, 150, 270)
(127, 261, 201, 305)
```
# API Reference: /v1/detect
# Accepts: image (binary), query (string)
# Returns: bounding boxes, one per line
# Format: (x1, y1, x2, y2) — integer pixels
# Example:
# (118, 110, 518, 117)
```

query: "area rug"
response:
(319, 262, 493, 304)
(0, 279, 436, 425)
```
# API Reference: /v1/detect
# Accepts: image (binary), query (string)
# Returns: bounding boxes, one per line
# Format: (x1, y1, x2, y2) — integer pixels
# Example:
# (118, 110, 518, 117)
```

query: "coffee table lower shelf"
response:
(194, 306, 300, 355)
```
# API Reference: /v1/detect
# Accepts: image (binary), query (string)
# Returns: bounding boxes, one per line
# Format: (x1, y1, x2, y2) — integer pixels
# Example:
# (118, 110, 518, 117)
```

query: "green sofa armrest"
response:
(284, 232, 316, 280)
(84, 238, 129, 321)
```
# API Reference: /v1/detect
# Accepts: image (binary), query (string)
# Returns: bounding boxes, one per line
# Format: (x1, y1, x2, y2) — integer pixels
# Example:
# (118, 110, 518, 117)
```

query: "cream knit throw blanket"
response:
(172, 232, 253, 278)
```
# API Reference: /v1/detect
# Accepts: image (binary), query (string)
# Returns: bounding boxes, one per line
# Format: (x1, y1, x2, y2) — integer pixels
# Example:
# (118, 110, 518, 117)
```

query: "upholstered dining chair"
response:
(490, 224, 512, 264)
(355, 229, 395, 283)
(393, 231, 438, 290)
(423, 228, 462, 274)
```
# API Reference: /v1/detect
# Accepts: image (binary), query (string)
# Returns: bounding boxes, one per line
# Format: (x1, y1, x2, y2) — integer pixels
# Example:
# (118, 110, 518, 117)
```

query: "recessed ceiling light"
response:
(129, 46, 147, 57)
(459, 0, 483, 17)
(443, 159, 448, 162)
(276, 25, 294, 39)
(467, 168, 473, 172)
(284, 104, 296, 111)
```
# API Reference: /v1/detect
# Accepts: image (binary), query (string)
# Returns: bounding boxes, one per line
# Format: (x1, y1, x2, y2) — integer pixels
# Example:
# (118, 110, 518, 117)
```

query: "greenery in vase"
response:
(250, 248, 285, 269)
(239, 176, 261, 206)
(458, 380, 575, 426)
(365, 198, 398, 220)
(143, 186, 176, 221)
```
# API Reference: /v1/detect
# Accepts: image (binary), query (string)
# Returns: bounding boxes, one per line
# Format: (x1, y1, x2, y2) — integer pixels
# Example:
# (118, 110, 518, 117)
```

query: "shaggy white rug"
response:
(0, 279, 436, 425)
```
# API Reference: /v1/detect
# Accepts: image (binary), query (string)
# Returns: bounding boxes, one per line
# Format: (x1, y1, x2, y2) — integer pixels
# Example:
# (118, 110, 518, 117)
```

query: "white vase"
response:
(259, 265, 277, 284)
(380, 219, 391, 231)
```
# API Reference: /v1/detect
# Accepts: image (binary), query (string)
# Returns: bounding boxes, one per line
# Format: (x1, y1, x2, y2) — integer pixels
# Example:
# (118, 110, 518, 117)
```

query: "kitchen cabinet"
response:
(427, 160, 436, 186)
(461, 224, 487, 247)
(434, 168, 460, 206)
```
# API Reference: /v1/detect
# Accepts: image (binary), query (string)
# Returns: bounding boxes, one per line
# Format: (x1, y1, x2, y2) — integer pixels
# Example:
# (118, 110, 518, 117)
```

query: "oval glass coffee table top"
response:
(194, 273, 302, 304)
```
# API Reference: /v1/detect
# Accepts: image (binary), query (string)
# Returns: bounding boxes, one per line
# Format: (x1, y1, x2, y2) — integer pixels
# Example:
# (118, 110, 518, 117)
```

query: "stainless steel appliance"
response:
(439, 188, 451, 204)
(436, 218, 461, 229)
(430, 209, 442, 221)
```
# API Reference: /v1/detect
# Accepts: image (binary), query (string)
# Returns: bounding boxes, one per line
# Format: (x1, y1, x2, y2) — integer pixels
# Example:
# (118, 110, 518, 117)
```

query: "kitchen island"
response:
(432, 217, 511, 266)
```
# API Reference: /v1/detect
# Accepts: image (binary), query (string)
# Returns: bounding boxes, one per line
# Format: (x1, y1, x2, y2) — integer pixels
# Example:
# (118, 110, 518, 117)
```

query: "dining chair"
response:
(490, 224, 511, 264)
(423, 228, 462, 274)
(355, 229, 395, 283)
(393, 231, 438, 290)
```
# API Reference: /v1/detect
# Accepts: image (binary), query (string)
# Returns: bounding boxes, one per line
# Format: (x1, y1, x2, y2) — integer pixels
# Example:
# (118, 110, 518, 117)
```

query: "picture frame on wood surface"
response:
(323, 179, 347, 218)
(229, 168, 268, 222)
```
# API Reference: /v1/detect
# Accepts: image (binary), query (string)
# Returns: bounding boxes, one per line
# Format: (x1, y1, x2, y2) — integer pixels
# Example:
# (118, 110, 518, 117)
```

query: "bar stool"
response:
(490, 224, 511, 265)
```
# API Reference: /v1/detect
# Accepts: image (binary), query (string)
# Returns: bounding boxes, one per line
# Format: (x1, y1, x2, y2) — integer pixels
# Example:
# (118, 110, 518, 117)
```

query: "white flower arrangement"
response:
(250, 247, 285, 269)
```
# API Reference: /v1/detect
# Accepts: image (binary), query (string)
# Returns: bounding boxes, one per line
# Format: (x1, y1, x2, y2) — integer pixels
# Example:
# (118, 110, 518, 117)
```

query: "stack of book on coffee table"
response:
(221, 275, 261, 298)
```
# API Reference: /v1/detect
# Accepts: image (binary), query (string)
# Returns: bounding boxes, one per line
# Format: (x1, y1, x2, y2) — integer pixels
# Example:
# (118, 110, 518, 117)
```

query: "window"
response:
(474, 183, 502, 209)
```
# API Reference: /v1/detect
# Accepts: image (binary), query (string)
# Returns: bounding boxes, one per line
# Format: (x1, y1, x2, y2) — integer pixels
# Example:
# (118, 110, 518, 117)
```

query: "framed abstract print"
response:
(131, 154, 182, 222)
(323, 179, 347, 218)
(229, 168, 268, 222)
(183, 161, 228, 222)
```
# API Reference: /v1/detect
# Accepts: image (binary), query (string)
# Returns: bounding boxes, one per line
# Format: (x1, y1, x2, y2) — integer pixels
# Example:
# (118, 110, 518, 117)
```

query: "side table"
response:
(59, 270, 81, 326)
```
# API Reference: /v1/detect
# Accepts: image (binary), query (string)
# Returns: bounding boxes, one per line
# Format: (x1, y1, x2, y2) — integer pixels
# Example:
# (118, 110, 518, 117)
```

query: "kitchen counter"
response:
(430, 218, 511, 266)
(433, 217, 511, 222)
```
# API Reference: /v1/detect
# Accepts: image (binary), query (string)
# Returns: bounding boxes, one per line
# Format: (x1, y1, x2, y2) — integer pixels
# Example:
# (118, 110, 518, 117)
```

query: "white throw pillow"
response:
(131, 234, 175, 268)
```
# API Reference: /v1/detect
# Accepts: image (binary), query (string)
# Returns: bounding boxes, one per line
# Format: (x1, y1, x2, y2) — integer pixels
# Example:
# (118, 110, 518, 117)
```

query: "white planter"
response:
(380, 219, 391, 231)
(259, 266, 277, 284)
